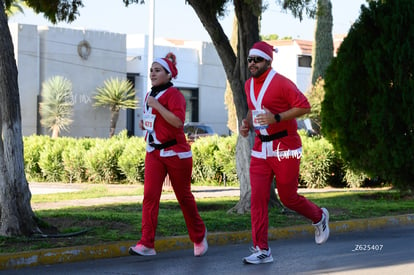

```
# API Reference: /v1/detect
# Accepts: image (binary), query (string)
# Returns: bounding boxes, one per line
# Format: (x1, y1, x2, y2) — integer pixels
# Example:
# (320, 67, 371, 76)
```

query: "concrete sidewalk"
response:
(1, 183, 412, 270)
(29, 183, 242, 210)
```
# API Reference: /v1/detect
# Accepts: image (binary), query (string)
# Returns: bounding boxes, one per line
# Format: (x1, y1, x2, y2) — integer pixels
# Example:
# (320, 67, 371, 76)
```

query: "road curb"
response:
(1, 213, 413, 270)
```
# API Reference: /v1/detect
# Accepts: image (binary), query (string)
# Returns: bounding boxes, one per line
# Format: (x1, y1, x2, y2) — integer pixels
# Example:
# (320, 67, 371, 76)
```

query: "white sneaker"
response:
(194, 229, 208, 257)
(129, 244, 156, 256)
(243, 246, 274, 264)
(313, 207, 330, 244)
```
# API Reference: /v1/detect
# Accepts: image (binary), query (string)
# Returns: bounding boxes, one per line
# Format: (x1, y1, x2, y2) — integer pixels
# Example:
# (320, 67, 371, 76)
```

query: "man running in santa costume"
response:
(239, 41, 330, 265)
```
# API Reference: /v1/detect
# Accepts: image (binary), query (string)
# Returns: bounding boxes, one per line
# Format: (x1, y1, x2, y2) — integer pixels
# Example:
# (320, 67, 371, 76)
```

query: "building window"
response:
(298, 55, 312, 68)
(126, 73, 139, 137)
(179, 88, 199, 122)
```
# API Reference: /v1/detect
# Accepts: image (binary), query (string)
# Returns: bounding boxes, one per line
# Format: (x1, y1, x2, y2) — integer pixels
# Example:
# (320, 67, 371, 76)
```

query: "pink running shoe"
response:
(194, 229, 208, 257)
(129, 244, 156, 256)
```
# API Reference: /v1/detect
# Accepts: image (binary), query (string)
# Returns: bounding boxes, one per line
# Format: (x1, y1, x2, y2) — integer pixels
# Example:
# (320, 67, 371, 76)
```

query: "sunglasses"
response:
(247, 56, 265, 63)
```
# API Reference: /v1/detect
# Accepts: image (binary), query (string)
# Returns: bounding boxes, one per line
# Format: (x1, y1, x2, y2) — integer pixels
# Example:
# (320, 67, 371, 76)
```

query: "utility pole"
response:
(146, 0, 155, 92)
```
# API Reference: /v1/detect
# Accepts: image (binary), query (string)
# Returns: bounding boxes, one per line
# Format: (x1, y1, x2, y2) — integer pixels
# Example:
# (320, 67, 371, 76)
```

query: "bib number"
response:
(143, 113, 156, 131)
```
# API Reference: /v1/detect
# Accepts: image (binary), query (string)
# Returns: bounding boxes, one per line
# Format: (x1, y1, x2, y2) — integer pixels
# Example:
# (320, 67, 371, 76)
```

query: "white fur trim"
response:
(154, 58, 171, 74)
(249, 49, 272, 61)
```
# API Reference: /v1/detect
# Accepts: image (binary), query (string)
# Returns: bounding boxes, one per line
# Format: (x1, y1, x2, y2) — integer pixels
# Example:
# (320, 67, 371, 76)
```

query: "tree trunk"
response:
(224, 16, 239, 134)
(228, 135, 252, 213)
(0, 5, 40, 236)
(109, 109, 120, 138)
(52, 125, 59, 138)
(187, 0, 256, 214)
(188, 0, 283, 213)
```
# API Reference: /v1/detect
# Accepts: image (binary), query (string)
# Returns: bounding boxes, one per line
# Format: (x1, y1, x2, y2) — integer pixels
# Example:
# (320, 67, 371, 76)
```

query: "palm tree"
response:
(93, 77, 138, 137)
(39, 76, 74, 138)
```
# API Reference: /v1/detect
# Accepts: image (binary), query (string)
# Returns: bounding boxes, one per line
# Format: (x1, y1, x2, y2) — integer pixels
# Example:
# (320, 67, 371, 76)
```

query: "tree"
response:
(224, 16, 238, 135)
(5, 0, 84, 23)
(183, 0, 260, 213)
(0, 0, 83, 237)
(305, 77, 324, 131)
(322, 0, 414, 191)
(305, 0, 333, 131)
(4, 0, 26, 18)
(39, 76, 74, 138)
(261, 34, 279, 40)
(0, 1, 37, 236)
(310, 0, 333, 85)
(93, 77, 138, 138)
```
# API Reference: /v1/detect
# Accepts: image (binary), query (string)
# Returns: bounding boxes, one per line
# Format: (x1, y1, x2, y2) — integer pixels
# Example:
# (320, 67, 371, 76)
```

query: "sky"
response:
(8, 0, 368, 42)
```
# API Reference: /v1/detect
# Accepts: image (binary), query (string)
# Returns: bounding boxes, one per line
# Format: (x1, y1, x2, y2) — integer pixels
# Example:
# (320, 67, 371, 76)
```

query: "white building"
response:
(9, 23, 229, 138)
(268, 39, 313, 93)
(10, 23, 127, 138)
(268, 37, 344, 93)
(10, 23, 321, 138)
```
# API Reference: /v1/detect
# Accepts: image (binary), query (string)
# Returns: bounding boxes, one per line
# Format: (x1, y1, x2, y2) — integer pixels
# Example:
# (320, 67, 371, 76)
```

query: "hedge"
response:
(23, 130, 371, 187)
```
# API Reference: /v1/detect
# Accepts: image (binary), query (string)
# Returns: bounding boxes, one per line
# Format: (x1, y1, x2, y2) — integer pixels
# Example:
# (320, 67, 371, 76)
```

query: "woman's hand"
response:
(147, 96, 160, 110)
(147, 96, 183, 128)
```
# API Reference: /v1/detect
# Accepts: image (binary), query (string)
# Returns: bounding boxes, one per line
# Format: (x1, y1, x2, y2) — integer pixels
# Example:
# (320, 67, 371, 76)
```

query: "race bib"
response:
(252, 109, 268, 130)
(143, 113, 156, 131)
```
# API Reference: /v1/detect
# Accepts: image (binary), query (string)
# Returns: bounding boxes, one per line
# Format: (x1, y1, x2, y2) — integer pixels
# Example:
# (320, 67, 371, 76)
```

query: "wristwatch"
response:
(274, 113, 281, 123)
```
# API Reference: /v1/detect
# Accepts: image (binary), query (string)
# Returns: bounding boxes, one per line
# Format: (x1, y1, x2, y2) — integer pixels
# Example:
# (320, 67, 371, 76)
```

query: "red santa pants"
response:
(249, 155, 323, 250)
(138, 150, 206, 248)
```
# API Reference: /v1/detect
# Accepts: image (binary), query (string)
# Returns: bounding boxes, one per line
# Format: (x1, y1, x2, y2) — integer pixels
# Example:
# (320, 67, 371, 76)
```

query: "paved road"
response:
(3, 225, 414, 275)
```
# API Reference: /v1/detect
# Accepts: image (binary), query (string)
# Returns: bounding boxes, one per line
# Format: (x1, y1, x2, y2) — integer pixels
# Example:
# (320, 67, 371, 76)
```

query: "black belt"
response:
(258, 130, 288, 142)
(150, 139, 177, 150)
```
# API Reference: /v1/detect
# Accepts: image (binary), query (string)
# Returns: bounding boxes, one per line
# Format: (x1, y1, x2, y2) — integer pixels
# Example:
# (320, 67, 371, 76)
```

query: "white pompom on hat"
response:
(249, 41, 276, 61)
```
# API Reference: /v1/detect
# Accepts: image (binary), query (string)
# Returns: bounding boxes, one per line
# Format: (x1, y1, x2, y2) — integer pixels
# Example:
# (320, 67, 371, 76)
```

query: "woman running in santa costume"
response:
(129, 52, 208, 257)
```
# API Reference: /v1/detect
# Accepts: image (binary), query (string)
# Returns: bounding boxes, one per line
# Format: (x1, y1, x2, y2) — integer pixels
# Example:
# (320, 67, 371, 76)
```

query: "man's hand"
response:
(240, 119, 250, 137)
(259, 107, 279, 124)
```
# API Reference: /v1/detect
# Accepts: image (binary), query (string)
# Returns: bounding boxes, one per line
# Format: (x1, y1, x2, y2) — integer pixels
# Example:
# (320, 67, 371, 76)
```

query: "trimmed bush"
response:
(23, 132, 381, 188)
(38, 138, 67, 182)
(213, 135, 237, 185)
(62, 138, 95, 183)
(23, 135, 50, 181)
(84, 138, 126, 184)
(300, 131, 345, 188)
(118, 137, 146, 184)
(191, 135, 220, 184)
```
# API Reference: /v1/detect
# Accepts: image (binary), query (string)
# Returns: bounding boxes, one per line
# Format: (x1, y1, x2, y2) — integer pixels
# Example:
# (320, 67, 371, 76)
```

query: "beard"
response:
(249, 63, 270, 78)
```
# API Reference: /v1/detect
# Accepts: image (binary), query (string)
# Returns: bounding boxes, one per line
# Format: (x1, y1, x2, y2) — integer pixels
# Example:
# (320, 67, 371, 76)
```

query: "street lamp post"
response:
(146, 0, 154, 92)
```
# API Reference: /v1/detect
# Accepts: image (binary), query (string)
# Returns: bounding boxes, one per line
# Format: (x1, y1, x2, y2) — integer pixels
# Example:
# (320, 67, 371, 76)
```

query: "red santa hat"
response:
(249, 41, 276, 61)
(154, 53, 178, 78)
